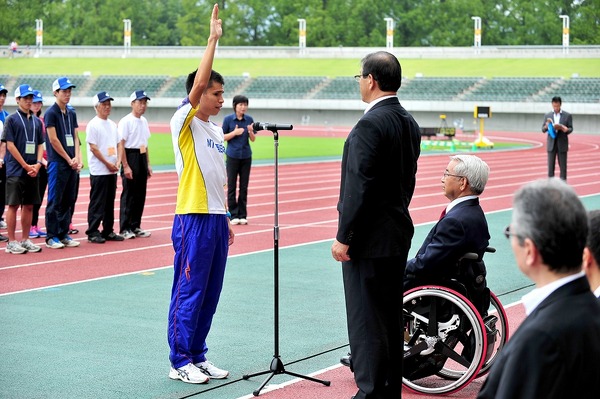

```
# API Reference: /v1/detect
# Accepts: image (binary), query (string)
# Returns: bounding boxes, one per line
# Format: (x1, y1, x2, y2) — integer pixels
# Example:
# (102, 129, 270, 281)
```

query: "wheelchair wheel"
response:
(477, 291, 509, 376)
(403, 286, 487, 395)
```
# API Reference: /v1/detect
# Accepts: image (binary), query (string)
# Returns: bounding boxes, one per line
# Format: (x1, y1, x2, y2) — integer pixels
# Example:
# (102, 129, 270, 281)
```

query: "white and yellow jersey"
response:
(170, 103, 227, 215)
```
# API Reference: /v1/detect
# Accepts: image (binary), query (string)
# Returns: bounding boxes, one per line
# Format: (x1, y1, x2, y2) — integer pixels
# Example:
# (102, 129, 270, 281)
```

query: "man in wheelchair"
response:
(404, 155, 491, 312)
(403, 155, 496, 382)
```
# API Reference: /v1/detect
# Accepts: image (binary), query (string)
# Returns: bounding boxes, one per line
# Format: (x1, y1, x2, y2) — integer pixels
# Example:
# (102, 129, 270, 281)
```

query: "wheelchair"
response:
(402, 247, 509, 395)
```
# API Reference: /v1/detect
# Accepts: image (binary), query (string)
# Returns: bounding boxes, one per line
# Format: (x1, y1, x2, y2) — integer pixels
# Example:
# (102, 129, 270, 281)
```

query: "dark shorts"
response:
(6, 176, 41, 206)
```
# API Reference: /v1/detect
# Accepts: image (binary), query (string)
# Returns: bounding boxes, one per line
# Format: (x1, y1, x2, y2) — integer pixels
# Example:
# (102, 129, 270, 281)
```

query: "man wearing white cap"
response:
(43, 76, 82, 249)
(117, 89, 152, 239)
(2, 84, 44, 254)
(85, 92, 124, 244)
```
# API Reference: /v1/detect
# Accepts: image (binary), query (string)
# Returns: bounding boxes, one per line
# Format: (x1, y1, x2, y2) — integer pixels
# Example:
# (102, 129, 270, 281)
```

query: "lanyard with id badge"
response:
(61, 111, 75, 149)
(17, 112, 37, 155)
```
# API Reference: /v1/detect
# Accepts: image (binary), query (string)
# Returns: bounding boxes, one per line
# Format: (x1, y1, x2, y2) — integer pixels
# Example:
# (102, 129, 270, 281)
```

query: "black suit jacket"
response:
(478, 276, 600, 399)
(542, 110, 573, 153)
(405, 198, 490, 279)
(336, 97, 421, 259)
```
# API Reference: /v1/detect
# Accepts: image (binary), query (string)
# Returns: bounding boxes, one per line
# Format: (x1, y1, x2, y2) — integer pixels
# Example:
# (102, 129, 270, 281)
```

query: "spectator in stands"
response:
(583, 209, 600, 298)
(167, 4, 233, 384)
(117, 90, 152, 240)
(2, 84, 44, 254)
(541, 96, 573, 180)
(85, 92, 124, 244)
(478, 178, 600, 399)
(44, 77, 82, 249)
(0, 83, 10, 237)
(331, 51, 421, 399)
(29, 90, 48, 239)
(222, 95, 255, 225)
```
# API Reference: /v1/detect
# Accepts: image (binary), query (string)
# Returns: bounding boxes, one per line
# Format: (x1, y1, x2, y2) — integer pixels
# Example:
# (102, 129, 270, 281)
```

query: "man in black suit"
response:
(541, 96, 573, 180)
(404, 155, 490, 297)
(478, 178, 600, 399)
(583, 209, 600, 298)
(331, 51, 421, 399)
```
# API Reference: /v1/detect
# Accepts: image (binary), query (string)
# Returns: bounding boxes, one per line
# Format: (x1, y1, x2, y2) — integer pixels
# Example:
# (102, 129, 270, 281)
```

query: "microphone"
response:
(252, 122, 294, 132)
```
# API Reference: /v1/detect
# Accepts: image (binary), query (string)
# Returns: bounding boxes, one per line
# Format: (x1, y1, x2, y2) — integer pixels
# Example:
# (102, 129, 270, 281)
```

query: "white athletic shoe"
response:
(21, 239, 42, 253)
(168, 363, 209, 384)
(230, 218, 240, 225)
(195, 360, 229, 379)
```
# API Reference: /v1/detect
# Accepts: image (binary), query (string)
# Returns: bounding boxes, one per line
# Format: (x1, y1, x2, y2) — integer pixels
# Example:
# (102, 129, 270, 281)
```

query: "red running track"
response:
(2, 130, 600, 295)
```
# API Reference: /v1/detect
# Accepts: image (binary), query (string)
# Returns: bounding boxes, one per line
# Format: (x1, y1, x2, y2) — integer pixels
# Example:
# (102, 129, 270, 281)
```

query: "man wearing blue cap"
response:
(85, 91, 124, 243)
(117, 89, 152, 240)
(0, 83, 10, 239)
(2, 84, 44, 254)
(43, 77, 82, 249)
(29, 90, 49, 239)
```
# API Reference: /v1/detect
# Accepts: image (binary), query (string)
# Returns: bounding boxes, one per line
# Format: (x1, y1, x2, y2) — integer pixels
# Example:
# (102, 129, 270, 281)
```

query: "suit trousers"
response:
(343, 256, 404, 399)
(86, 174, 117, 236)
(226, 156, 251, 219)
(548, 149, 567, 180)
(120, 149, 148, 232)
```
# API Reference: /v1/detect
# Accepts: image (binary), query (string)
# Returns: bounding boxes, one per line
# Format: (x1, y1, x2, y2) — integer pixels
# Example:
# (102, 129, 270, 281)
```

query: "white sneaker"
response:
(121, 230, 136, 240)
(0, 220, 7, 229)
(230, 218, 240, 225)
(6, 240, 27, 254)
(21, 239, 42, 253)
(61, 236, 80, 247)
(46, 237, 65, 249)
(133, 228, 151, 238)
(195, 360, 229, 379)
(239, 218, 248, 225)
(169, 363, 209, 384)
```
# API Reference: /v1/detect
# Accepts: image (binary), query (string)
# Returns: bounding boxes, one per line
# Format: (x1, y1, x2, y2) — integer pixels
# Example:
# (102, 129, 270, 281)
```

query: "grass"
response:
(1, 58, 599, 78)
(78, 133, 347, 170)
(76, 131, 528, 170)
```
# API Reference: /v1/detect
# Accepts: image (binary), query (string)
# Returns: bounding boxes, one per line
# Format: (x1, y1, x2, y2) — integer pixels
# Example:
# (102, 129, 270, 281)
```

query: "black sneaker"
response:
(103, 232, 125, 241)
(88, 234, 106, 244)
(0, 234, 8, 243)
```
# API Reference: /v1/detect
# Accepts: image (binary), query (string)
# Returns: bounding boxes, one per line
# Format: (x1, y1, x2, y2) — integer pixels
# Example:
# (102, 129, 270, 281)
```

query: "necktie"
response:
(439, 208, 447, 220)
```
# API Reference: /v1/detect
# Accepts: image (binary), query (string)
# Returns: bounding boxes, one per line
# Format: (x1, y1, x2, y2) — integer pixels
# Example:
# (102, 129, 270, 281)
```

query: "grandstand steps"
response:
(306, 78, 333, 100)
(454, 78, 486, 101)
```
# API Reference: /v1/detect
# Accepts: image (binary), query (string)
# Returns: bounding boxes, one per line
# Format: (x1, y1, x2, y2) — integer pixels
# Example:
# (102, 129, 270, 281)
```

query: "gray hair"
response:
(451, 155, 489, 195)
(512, 178, 588, 273)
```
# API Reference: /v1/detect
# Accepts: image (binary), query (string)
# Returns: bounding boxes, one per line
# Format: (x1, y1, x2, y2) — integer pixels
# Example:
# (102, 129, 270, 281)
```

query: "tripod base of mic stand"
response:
(242, 356, 330, 396)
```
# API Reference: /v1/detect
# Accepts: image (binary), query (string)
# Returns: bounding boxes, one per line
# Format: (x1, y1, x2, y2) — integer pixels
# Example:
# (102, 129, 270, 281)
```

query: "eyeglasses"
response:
(443, 171, 465, 179)
(504, 226, 522, 240)
(354, 74, 367, 82)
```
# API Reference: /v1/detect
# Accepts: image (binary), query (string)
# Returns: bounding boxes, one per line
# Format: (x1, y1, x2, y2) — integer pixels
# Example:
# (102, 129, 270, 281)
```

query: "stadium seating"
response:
(240, 76, 327, 99)
(13, 74, 90, 96)
(544, 78, 600, 103)
(313, 77, 361, 100)
(463, 77, 559, 102)
(0, 75, 596, 104)
(399, 77, 481, 101)
(85, 75, 169, 97)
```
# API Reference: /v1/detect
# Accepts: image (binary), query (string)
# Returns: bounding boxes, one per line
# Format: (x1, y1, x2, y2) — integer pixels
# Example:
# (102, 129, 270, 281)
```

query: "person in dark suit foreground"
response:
(477, 178, 600, 399)
(583, 209, 600, 298)
(404, 155, 490, 298)
(541, 96, 573, 180)
(331, 51, 421, 399)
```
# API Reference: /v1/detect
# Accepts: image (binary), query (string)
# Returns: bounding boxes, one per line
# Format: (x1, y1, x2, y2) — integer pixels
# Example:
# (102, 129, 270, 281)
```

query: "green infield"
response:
(1, 57, 599, 78)
(76, 132, 529, 171)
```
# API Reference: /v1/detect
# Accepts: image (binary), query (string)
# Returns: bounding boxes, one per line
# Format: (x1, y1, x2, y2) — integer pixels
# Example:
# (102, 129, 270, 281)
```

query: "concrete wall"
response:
(70, 97, 600, 135)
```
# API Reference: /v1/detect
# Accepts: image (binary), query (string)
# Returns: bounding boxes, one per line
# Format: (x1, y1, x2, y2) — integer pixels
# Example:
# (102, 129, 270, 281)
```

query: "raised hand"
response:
(210, 3, 223, 41)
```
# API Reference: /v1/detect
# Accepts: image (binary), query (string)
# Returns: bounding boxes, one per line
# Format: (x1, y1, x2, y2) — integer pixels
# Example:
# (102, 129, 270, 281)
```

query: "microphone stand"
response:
(242, 128, 331, 396)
